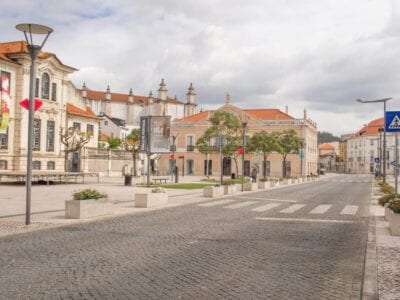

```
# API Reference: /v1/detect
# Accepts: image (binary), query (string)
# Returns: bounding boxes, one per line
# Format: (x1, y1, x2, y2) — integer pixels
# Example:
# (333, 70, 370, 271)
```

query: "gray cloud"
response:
(1, 0, 399, 135)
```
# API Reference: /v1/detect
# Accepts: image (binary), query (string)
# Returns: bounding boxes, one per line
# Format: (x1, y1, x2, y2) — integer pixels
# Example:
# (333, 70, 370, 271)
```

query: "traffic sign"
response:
(385, 111, 400, 132)
(374, 157, 380, 163)
(391, 161, 397, 167)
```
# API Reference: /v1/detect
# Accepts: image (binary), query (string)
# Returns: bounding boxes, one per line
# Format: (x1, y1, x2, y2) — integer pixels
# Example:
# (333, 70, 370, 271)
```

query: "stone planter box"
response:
(388, 209, 400, 235)
(203, 186, 224, 198)
(290, 178, 297, 184)
(301, 177, 307, 182)
(65, 198, 113, 219)
(244, 182, 258, 191)
(270, 181, 278, 187)
(385, 203, 392, 222)
(280, 179, 288, 185)
(135, 192, 168, 208)
(258, 181, 269, 189)
(223, 185, 237, 195)
(306, 177, 311, 181)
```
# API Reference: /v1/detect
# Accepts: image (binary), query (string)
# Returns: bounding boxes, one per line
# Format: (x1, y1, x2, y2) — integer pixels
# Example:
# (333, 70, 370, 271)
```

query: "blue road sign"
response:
(385, 111, 400, 132)
(374, 157, 380, 163)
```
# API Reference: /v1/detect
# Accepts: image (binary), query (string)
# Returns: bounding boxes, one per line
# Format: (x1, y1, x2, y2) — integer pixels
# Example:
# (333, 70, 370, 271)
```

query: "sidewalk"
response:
(366, 178, 400, 299)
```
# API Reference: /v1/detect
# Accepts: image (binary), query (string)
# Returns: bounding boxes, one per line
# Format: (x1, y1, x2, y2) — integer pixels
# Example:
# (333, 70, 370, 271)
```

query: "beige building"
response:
(0, 41, 99, 172)
(158, 96, 318, 178)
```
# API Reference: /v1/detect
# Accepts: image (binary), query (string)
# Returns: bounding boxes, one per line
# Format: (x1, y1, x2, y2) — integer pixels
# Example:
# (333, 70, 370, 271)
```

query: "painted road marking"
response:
(309, 205, 332, 214)
(236, 196, 297, 203)
(198, 199, 235, 207)
(255, 217, 361, 224)
(251, 203, 281, 212)
(279, 204, 306, 214)
(341, 205, 358, 215)
(224, 201, 258, 209)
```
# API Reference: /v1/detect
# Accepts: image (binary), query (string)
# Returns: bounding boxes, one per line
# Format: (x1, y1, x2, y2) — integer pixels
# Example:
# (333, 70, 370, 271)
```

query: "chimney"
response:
(128, 88, 134, 104)
(82, 82, 90, 108)
(285, 105, 288, 114)
(148, 90, 154, 104)
(104, 85, 112, 116)
(226, 92, 231, 104)
(303, 108, 307, 119)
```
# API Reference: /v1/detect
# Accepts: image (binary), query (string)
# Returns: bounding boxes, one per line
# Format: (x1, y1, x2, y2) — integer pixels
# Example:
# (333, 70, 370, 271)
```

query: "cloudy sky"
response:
(2, 0, 400, 135)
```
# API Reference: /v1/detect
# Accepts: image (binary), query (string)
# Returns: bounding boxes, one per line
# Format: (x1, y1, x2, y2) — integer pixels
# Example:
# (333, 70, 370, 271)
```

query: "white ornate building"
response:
(0, 41, 99, 172)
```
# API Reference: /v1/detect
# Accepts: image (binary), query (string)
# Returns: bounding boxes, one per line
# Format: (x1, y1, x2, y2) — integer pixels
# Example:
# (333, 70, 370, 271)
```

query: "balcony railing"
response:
(187, 145, 195, 152)
(170, 145, 176, 151)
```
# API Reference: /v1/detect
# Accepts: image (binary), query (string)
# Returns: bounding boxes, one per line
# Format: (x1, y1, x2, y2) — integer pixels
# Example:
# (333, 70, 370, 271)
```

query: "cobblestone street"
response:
(0, 175, 371, 299)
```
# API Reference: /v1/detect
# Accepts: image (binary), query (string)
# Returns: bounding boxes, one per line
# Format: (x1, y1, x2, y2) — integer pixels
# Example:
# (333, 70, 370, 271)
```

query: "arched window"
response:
(41, 73, 50, 99)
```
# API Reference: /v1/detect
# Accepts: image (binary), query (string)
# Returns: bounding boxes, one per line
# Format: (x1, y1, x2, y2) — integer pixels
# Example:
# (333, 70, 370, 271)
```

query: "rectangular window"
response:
(32, 161, 41, 170)
(33, 119, 41, 151)
(73, 122, 81, 131)
(51, 82, 57, 101)
(86, 124, 94, 136)
(186, 136, 195, 151)
(0, 160, 7, 170)
(0, 131, 8, 150)
(35, 78, 39, 97)
(47, 161, 55, 170)
(370, 139, 374, 146)
(46, 120, 55, 152)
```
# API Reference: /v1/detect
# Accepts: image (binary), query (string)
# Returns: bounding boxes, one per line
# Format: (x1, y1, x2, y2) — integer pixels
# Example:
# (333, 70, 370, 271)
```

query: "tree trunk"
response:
(233, 157, 239, 178)
(64, 151, 70, 172)
(263, 153, 267, 179)
(133, 152, 137, 177)
(282, 154, 287, 178)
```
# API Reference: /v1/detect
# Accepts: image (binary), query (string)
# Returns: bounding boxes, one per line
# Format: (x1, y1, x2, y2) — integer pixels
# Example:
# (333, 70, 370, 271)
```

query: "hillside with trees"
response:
(318, 131, 340, 144)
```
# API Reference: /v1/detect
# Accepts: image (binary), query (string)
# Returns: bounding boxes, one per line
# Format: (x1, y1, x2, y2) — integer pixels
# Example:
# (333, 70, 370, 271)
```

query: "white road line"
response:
(251, 203, 281, 212)
(309, 205, 332, 214)
(279, 204, 306, 214)
(198, 199, 235, 207)
(255, 217, 360, 224)
(236, 196, 297, 203)
(224, 201, 258, 209)
(341, 205, 358, 215)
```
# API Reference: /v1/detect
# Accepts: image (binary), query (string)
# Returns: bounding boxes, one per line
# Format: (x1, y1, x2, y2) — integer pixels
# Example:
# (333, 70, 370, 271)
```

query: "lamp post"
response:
(357, 97, 392, 183)
(170, 134, 177, 182)
(16, 23, 53, 225)
(378, 127, 383, 177)
(241, 116, 248, 192)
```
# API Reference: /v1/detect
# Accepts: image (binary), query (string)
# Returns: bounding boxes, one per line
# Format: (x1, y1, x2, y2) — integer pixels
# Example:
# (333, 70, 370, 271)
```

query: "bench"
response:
(152, 177, 169, 184)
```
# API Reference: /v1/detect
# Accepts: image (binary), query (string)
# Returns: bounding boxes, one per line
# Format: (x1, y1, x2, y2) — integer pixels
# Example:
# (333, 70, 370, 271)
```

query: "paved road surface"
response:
(0, 174, 371, 299)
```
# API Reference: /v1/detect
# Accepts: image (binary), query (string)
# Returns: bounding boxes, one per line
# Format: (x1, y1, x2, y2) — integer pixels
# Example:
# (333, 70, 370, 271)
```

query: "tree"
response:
(247, 131, 279, 179)
(122, 129, 140, 176)
(318, 131, 340, 144)
(201, 111, 242, 181)
(108, 137, 122, 149)
(196, 136, 213, 178)
(60, 127, 90, 172)
(276, 129, 303, 178)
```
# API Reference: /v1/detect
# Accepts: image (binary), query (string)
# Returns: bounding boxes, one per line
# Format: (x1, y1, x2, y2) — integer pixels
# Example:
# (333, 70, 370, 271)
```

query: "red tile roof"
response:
(355, 117, 383, 136)
(243, 109, 294, 120)
(99, 132, 109, 142)
(318, 143, 335, 150)
(175, 108, 293, 122)
(0, 41, 77, 70)
(66, 103, 98, 120)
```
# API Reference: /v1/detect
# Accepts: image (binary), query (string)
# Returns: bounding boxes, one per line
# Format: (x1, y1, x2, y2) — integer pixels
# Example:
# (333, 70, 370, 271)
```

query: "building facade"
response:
(158, 96, 318, 178)
(0, 41, 99, 172)
(346, 118, 396, 174)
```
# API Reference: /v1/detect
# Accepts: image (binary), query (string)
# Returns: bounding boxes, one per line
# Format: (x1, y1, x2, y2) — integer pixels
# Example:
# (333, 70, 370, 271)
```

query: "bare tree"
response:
(60, 127, 90, 172)
(122, 129, 140, 176)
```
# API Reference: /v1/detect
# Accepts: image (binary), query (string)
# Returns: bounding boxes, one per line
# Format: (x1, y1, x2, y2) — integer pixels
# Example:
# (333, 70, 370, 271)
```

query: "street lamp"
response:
(357, 97, 392, 182)
(16, 23, 53, 226)
(240, 114, 248, 192)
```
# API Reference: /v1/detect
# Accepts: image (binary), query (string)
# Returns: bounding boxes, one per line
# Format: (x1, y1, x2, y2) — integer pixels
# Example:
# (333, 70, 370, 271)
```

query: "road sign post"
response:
(385, 111, 400, 197)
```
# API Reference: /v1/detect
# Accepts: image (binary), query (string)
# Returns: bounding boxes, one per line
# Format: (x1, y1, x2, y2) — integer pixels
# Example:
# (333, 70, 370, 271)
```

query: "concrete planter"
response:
(65, 198, 113, 219)
(301, 177, 307, 182)
(244, 182, 258, 191)
(135, 192, 168, 208)
(388, 209, 400, 235)
(223, 185, 237, 195)
(306, 177, 311, 182)
(258, 181, 269, 189)
(203, 186, 224, 198)
(281, 179, 288, 185)
(385, 203, 392, 222)
(269, 181, 277, 187)
(290, 178, 297, 184)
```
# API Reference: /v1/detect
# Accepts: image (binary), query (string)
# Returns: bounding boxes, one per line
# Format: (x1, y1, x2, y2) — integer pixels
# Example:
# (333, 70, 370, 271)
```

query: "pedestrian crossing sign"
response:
(385, 111, 400, 132)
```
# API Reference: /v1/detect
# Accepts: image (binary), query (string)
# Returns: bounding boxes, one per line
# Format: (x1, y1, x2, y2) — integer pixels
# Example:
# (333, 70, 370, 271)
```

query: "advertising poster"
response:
(0, 72, 11, 134)
(150, 116, 171, 153)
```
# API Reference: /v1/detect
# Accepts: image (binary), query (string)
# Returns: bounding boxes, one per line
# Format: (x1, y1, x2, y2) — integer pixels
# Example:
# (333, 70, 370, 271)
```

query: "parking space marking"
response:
(279, 204, 306, 214)
(310, 205, 332, 214)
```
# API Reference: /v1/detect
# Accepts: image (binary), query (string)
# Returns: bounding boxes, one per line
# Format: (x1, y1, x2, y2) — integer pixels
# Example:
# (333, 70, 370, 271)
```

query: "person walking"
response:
(251, 167, 258, 183)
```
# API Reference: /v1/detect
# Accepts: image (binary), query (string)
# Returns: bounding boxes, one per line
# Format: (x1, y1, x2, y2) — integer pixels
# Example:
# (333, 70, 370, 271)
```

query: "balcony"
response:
(170, 145, 176, 151)
(187, 145, 195, 152)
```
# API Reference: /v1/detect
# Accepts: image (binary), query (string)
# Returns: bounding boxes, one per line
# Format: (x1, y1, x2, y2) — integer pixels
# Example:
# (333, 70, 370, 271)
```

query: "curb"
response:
(361, 182, 378, 299)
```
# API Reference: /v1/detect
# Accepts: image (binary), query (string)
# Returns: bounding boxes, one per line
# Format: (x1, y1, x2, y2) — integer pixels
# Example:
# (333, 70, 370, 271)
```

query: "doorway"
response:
(244, 160, 250, 176)
(187, 159, 194, 175)
(70, 152, 80, 172)
(223, 157, 231, 176)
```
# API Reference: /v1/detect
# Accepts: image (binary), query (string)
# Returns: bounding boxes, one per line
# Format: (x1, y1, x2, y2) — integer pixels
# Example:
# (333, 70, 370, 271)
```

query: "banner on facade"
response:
(139, 116, 171, 153)
(0, 72, 11, 134)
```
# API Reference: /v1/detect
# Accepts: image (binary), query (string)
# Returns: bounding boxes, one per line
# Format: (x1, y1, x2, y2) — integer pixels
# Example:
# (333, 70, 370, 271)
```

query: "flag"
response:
(237, 148, 243, 155)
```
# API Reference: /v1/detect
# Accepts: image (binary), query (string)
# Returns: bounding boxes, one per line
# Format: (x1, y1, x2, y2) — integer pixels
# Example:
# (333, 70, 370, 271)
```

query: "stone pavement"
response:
(368, 177, 400, 300)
